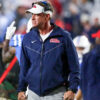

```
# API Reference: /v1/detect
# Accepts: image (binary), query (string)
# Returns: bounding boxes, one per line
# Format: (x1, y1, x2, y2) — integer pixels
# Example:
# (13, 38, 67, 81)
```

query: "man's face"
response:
(76, 47, 85, 55)
(31, 13, 47, 28)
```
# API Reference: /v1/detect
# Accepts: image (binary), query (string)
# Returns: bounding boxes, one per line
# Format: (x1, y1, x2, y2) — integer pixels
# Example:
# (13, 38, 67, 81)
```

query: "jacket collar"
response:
(49, 25, 63, 38)
(31, 25, 63, 39)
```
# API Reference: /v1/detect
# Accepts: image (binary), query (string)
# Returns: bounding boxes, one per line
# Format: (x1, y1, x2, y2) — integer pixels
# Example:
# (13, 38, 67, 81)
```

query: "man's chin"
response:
(33, 26, 37, 28)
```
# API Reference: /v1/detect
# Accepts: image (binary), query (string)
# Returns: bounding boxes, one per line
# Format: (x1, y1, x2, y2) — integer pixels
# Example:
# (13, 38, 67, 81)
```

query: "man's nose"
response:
(32, 14, 35, 19)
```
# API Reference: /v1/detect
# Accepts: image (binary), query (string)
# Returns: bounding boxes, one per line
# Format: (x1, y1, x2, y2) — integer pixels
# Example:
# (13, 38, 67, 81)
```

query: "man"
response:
(73, 35, 91, 100)
(18, 1, 80, 100)
(79, 30, 100, 100)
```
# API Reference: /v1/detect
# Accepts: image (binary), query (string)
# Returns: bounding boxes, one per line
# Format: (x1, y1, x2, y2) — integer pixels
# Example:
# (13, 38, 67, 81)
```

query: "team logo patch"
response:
(50, 38, 60, 43)
(33, 5, 36, 8)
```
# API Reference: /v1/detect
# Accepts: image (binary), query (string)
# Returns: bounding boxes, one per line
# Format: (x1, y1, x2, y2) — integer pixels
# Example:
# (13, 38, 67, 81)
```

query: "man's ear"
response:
(45, 14, 50, 21)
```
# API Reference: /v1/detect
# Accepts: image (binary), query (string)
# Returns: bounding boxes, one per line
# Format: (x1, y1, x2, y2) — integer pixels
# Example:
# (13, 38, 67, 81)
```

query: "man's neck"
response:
(39, 22, 53, 35)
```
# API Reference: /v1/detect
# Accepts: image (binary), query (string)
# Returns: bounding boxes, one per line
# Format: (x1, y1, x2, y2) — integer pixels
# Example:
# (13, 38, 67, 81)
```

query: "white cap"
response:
(73, 35, 91, 54)
(26, 3, 53, 18)
(26, 4, 45, 14)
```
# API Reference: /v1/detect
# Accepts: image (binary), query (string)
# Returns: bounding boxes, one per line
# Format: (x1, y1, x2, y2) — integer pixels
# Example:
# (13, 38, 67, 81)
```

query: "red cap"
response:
(92, 30, 100, 38)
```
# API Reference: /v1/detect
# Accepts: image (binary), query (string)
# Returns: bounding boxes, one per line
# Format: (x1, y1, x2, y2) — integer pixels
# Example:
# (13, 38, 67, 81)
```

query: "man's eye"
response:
(37, 14, 41, 16)
(37, 13, 44, 16)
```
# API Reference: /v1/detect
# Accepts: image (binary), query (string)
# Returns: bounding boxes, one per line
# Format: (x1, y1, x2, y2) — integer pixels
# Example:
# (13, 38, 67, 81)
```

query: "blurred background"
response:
(0, 0, 100, 99)
(0, 0, 100, 43)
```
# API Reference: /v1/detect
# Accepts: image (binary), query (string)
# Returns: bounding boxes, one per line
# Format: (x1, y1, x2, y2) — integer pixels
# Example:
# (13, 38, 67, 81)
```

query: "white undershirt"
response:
(40, 29, 53, 42)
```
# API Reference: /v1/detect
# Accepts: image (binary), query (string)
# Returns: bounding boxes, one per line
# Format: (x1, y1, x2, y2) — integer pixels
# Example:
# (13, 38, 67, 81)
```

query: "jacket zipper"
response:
(40, 41, 44, 95)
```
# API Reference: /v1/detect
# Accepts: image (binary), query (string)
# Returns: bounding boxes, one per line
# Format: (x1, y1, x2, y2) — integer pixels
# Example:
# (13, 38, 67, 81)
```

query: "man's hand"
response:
(64, 90, 75, 100)
(75, 89, 82, 100)
(18, 92, 27, 100)
(6, 21, 16, 40)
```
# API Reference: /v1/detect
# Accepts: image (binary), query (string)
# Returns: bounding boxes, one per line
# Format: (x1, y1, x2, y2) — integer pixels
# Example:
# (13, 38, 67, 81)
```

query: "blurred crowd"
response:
(0, 0, 100, 99)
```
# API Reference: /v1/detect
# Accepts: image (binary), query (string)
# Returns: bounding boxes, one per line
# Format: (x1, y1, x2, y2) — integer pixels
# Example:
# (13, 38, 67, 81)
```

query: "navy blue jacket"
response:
(18, 26, 80, 96)
(80, 45, 100, 100)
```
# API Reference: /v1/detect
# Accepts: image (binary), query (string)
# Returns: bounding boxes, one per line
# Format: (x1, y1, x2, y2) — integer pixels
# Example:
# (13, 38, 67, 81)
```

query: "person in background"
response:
(0, 17, 33, 99)
(17, 1, 79, 100)
(76, 30, 100, 100)
(73, 35, 91, 65)
(73, 35, 91, 100)
(2, 17, 33, 63)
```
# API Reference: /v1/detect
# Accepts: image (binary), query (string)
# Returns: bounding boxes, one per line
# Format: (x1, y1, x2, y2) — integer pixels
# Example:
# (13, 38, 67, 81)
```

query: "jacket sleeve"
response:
(80, 53, 89, 91)
(17, 40, 30, 92)
(64, 33, 80, 93)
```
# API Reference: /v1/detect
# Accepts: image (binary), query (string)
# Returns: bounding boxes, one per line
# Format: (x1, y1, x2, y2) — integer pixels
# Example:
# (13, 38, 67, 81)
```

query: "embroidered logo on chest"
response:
(50, 38, 60, 43)
(33, 5, 36, 8)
